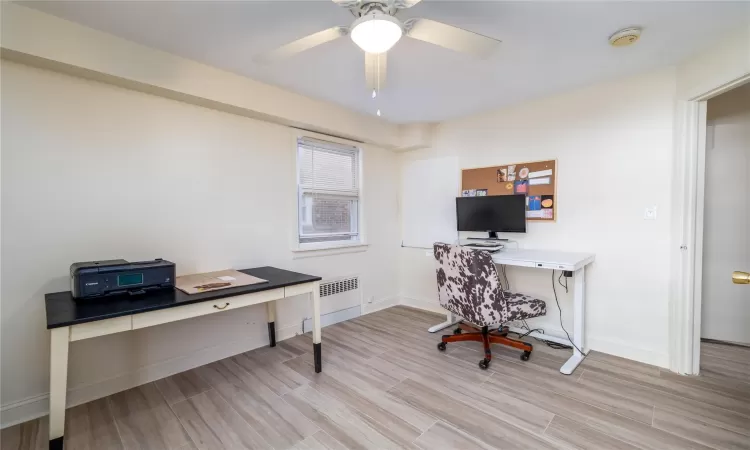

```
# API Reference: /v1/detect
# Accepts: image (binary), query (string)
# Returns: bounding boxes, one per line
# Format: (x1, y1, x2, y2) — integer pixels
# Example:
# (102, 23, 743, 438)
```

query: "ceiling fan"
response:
(255, 0, 501, 93)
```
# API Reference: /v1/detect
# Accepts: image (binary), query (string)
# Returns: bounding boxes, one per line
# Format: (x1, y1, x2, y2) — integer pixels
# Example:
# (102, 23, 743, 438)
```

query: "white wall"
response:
(701, 83, 750, 344)
(1, 3, 435, 151)
(399, 68, 677, 367)
(0, 60, 400, 425)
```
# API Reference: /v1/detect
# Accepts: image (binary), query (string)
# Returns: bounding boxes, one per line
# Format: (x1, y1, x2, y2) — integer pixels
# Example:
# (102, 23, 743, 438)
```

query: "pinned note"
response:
(528, 169, 553, 178)
(529, 177, 550, 186)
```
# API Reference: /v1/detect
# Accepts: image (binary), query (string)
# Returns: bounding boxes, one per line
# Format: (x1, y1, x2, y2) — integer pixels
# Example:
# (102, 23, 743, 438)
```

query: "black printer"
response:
(70, 258, 175, 300)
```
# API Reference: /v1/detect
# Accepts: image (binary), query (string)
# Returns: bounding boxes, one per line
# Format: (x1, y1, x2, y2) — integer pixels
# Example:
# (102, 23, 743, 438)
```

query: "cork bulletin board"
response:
(461, 159, 557, 221)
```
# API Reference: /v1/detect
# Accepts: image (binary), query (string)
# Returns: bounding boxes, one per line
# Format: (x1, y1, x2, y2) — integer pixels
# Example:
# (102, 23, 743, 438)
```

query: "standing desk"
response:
(427, 248, 595, 375)
(44, 266, 321, 450)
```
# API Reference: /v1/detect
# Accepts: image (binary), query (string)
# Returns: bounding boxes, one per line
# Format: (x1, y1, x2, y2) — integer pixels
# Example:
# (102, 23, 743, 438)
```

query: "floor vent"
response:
(320, 276, 359, 298)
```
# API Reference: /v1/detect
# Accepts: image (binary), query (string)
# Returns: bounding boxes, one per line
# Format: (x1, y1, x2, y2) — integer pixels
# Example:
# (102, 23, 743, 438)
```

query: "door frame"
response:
(671, 73, 750, 375)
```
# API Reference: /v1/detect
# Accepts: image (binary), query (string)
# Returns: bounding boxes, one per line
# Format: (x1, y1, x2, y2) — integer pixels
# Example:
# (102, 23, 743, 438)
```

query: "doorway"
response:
(698, 82, 750, 379)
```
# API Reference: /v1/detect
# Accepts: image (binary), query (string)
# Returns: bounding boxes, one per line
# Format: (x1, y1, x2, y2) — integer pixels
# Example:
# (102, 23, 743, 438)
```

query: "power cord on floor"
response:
(511, 320, 572, 350)
(552, 269, 587, 356)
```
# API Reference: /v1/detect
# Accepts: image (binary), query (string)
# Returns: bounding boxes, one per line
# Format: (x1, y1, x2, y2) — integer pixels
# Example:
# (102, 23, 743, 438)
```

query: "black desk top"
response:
(45, 266, 321, 329)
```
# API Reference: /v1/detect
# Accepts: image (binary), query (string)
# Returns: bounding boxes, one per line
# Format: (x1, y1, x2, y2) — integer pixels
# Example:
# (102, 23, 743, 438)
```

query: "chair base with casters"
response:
(437, 323, 533, 369)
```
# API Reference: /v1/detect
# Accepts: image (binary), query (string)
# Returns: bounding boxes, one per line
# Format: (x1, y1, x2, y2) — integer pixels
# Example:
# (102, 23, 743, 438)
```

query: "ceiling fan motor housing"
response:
(359, 1, 397, 17)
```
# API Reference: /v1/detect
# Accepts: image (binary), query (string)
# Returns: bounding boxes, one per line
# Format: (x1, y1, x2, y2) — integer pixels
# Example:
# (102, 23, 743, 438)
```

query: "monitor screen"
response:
(456, 195, 527, 233)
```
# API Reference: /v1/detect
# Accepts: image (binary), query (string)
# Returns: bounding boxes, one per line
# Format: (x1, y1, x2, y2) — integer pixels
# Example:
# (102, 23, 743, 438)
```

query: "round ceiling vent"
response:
(609, 27, 642, 47)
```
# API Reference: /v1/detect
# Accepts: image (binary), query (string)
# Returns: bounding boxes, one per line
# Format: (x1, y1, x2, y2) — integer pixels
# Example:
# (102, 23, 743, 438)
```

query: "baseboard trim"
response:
(0, 323, 302, 429)
(586, 336, 669, 368)
(362, 296, 399, 314)
(302, 305, 360, 333)
(399, 296, 447, 315)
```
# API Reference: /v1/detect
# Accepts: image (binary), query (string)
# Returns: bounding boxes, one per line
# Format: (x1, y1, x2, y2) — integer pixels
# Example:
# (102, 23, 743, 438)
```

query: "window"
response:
(297, 138, 361, 247)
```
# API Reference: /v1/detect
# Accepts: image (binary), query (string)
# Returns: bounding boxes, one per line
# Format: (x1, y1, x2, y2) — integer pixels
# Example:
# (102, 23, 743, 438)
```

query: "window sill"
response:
(292, 242, 369, 259)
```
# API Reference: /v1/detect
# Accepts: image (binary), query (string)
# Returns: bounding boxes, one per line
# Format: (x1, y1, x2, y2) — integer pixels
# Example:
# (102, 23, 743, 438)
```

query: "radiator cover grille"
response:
(320, 277, 359, 298)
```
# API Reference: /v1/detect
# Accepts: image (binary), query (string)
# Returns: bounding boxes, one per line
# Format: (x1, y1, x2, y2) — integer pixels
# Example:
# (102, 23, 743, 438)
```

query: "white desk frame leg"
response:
(311, 281, 322, 373)
(49, 326, 70, 450)
(560, 267, 586, 375)
(427, 310, 462, 333)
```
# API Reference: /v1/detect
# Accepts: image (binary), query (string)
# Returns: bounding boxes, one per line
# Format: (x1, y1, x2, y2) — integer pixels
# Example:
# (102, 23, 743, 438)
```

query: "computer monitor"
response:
(456, 195, 527, 237)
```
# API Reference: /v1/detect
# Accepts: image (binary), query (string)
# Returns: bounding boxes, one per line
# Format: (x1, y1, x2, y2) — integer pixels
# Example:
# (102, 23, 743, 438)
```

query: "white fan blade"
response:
(365, 52, 387, 91)
(404, 18, 500, 58)
(255, 27, 348, 63)
(331, 0, 360, 8)
(393, 0, 423, 8)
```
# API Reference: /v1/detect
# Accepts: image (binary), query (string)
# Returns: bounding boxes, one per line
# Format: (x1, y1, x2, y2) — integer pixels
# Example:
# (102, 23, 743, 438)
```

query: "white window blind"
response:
(297, 138, 360, 245)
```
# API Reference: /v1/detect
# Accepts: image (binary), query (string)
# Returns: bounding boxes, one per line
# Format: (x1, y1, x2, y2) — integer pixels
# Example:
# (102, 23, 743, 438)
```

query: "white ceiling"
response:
(23, 1, 750, 123)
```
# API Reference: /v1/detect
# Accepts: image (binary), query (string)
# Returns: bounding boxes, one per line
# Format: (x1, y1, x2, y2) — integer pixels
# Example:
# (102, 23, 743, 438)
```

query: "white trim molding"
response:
(362, 296, 400, 315)
(670, 72, 750, 375)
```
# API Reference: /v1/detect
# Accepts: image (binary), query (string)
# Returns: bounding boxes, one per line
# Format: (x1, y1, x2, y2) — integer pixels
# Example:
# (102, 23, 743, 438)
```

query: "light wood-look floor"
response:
(3, 306, 750, 450)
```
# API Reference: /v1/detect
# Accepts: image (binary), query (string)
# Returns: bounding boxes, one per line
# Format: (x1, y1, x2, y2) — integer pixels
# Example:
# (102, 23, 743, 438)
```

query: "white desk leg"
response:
(427, 310, 462, 333)
(49, 326, 70, 450)
(311, 281, 322, 373)
(560, 268, 586, 375)
(266, 300, 277, 347)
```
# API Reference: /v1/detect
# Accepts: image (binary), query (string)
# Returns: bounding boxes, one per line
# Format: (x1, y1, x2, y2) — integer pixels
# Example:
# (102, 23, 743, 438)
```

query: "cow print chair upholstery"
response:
(433, 242, 547, 369)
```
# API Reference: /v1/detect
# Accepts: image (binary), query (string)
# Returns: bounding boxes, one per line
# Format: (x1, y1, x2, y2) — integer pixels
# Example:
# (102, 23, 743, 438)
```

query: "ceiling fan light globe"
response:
(350, 14, 403, 54)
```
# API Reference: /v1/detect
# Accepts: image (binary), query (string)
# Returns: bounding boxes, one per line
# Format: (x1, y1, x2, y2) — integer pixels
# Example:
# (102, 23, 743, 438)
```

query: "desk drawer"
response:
(132, 288, 284, 330)
(70, 316, 132, 341)
(285, 282, 315, 298)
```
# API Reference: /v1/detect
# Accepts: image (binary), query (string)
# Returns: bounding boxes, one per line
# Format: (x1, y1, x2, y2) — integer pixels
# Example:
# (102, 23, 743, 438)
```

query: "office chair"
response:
(433, 243, 547, 369)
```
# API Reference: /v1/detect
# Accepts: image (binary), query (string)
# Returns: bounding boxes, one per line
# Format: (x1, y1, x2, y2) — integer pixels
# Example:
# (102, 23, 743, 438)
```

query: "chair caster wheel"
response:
(437, 342, 447, 351)
(521, 351, 531, 361)
(453, 328, 462, 335)
(478, 359, 490, 370)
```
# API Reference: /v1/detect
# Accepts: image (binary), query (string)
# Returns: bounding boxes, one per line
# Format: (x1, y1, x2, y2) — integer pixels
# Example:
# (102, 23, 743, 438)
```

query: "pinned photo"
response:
(541, 195, 554, 209)
(514, 180, 529, 194)
(519, 167, 529, 179)
(528, 195, 541, 211)
(476, 189, 488, 196)
(496, 168, 507, 183)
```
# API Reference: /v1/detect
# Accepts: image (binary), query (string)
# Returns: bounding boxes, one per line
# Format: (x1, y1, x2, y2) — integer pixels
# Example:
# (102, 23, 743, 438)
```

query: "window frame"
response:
(293, 136, 367, 255)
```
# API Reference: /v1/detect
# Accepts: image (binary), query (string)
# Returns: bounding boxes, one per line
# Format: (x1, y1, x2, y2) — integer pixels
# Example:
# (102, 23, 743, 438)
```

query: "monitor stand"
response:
(466, 232, 508, 241)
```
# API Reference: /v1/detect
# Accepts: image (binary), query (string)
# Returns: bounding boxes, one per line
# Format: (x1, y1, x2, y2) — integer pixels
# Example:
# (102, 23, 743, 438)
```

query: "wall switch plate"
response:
(644, 206, 658, 220)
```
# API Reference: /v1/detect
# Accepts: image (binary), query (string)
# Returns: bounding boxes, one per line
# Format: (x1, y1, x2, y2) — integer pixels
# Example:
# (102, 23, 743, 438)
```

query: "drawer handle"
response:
(213, 302, 230, 310)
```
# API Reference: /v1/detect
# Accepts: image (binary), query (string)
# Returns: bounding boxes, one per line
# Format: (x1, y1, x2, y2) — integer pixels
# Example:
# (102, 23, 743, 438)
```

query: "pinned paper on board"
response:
(461, 159, 557, 221)
(529, 177, 550, 186)
(528, 195, 541, 211)
(461, 189, 477, 197)
(527, 210, 543, 219)
(528, 169, 553, 178)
